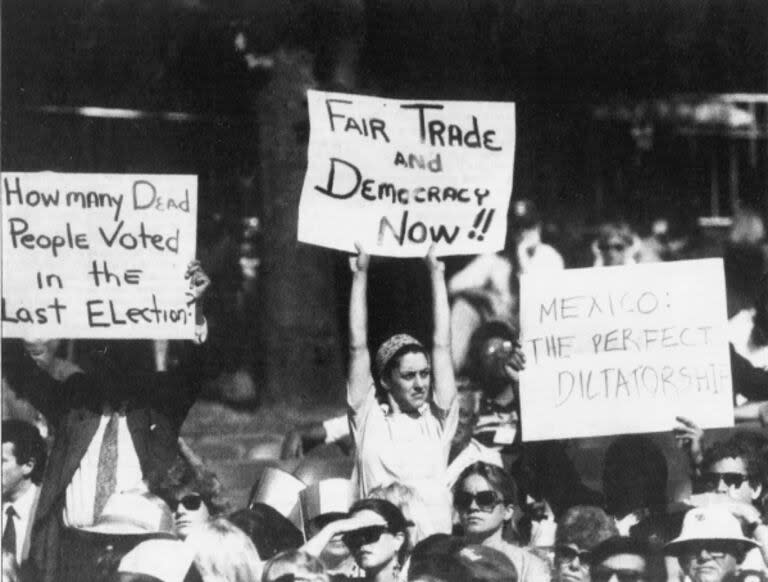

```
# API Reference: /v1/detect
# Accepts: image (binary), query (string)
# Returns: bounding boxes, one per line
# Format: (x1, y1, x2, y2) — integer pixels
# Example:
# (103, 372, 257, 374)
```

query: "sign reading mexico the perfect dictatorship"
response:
(519, 259, 734, 441)
(1, 172, 198, 339)
(299, 90, 516, 256)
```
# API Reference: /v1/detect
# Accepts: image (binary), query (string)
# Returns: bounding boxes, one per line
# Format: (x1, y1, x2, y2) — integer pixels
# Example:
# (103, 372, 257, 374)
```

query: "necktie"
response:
(93, 412, 119, 519)
(2, 505, 17, 555)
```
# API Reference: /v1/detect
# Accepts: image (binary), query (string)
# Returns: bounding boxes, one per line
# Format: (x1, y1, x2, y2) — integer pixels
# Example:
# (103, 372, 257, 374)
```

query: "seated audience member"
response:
(262, 550, 330, 582)
(113, 538, 201, 582)
(347, 245, 458, 533)
(300, 478, 359, 579)
(2, 419, 47, 578)
(184, 517, 263, 582)
(228, 504, 304, 561)
(153, 457, 230, 541)
(448, 320, 600, 521)
(25, 261, 212, 582)
(694, 435, 768, 568)
(553, 506, 619, 582)
(369, 482, 436, 552)
(407, 535, 518, 582)
(588, 536, 663, 582)
(592, 222, 639, 267)
(665, 506, 761, 582)
(453, 462, 550, 582)
(728, 273, 768, 424)
(303, 498, 410, 582)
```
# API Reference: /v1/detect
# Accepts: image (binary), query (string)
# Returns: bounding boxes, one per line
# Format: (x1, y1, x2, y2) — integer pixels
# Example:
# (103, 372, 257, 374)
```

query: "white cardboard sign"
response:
(1, 172, 198, 339)
(519, 259, 734, 441)
(299, 90, 516, 257)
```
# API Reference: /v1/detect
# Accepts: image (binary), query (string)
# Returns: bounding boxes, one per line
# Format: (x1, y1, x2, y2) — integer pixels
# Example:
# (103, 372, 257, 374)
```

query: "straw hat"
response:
(78, 490, 175, 538)
(665, 506, 758, 556)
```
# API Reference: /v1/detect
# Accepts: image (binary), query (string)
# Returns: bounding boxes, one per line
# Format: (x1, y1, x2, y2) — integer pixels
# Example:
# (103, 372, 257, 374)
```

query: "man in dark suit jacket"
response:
(21, 262, 214, 582)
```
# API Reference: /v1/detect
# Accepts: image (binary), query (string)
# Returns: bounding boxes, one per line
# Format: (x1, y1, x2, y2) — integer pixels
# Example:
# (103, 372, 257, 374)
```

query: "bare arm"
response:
(427, 246, 457, 411)
(348, 244, 372, 410)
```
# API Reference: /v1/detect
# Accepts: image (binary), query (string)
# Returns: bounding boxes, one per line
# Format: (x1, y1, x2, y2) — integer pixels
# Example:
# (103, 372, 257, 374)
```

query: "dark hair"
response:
(228, 505, 303, 560)
(556, 506, 619, 551)
(349, 498, 410, 566)
(454, 462, 519, 506)
(151, 456, 230, 517)
(603, 435, 668, 517)
(702, 434, 766, 490)
(2, 419, 47, 485)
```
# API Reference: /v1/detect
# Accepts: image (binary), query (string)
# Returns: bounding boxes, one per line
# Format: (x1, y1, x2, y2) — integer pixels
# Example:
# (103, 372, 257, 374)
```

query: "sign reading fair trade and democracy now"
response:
(1, 172, 198, 339)
(518, 259, 734, 441)
(298, 90, 516, 256)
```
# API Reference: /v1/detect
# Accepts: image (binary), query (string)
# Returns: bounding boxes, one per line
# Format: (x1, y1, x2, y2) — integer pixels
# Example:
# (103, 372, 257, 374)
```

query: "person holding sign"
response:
(24, 261, 212, 582)
(347, 243, 458, 535)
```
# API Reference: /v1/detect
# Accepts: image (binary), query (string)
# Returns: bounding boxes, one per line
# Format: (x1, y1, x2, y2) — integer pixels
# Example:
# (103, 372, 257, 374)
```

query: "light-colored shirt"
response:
(323, 415, 350, 444)
(63, 413, 145, 527)
(2, 483, 38, 563)
(349, 387, 458, 534)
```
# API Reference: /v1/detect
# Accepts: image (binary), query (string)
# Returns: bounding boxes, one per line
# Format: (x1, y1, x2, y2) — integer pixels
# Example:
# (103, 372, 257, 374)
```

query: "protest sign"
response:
(518, 259, 734, 441)
(298, 90, 516, 257)
(1, 172, 198, 339)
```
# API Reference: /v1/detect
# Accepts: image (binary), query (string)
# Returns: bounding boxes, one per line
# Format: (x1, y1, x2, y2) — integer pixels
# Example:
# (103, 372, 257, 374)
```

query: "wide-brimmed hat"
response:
(665, 507, 758, 556)
(78, 490, 175, 538)
(118, 539, 194, 582)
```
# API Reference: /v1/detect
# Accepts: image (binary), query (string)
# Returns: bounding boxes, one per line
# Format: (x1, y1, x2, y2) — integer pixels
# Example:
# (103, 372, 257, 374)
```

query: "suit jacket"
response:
(24, 356, 206, 582)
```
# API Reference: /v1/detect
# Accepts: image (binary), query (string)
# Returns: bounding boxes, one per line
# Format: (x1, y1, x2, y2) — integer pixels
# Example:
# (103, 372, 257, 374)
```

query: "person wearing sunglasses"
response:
(303, 498, 409, 582)
(593, 222, 638, 267)
(666, 506, 761, 582)
(588, 536, 663, 582)
(554, 506, 619, 582)
(453, 462, 550, 582)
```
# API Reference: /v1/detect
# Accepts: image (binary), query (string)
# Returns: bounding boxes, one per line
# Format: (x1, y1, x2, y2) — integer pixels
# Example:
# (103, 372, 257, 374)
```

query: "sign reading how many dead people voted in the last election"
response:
(518, 259, 734, 441)
(1, 172, 198, 339)
(298, 90, 516, 257)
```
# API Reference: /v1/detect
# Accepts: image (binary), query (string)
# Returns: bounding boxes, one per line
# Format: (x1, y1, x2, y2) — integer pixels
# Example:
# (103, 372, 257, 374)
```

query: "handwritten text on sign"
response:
(298, 90, 516, 257)
(518, 259, 733, 441)
(1, 172, 197, 339)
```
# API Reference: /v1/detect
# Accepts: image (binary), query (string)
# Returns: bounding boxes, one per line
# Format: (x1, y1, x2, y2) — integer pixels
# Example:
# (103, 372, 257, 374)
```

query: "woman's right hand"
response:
(335, 509, 388, 533)
(349, 241, 370, 273)
(673, 415, 705, 466)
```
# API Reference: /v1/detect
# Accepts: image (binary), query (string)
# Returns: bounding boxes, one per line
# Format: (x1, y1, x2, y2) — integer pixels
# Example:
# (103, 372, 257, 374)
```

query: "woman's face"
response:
(599, 235, 630, 266)
(383, 352, 431, 413)
(455, 474, 511, 539)
(23, 338, 60, 370)
(555, 544, 592, 582)
(344, 510, 403, 572)
(171, 490, 210, 540)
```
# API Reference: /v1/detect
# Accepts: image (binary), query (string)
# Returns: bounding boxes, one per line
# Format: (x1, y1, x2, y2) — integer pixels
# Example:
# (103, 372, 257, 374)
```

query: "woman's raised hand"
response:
(350, 241, 370, 273)
(425, 244, 445, 273)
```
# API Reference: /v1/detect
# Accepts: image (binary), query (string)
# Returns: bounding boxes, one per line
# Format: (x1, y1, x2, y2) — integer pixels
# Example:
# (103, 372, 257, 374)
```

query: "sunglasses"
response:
(454, 490, 502, 512)
(591, 567, 646, 582)
(599, 243, 626, 252)
(555, 545, 592, 566)
(170, 494, 204, 512)
(700, 472, 754, 490)
(341, 526, 389, 548)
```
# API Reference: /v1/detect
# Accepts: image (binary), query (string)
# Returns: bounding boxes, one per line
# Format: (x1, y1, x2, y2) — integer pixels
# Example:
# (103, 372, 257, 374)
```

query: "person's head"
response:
(465, 320, 519, 389)
(603, 435, 668, 518)
(344, 498, 410, 574)
(374, 334, 431, 413)
(115, 539, 197, 582)
(408, 536, 518, 582)
(596, 222, 635, 266)
(2, 419, 47, 499)
(700, 436, 764, 505)
(369, 482, 435, 550)
(554, 506, 619, 582)
(589, 537, 661, 582)
(508, 198, 542, 247)
(453, 462, 517, 543)
(261, 550, 329, 582)
(185, 517, 262, 582)
(152, 458, 230, 540)
(21, 337, 61, 371)
(666, 507, 756, 582)
(228, 505, 303, 562)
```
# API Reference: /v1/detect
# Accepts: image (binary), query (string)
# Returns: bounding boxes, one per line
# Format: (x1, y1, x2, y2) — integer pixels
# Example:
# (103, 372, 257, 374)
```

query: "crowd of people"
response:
(2, 200, 768, 582)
